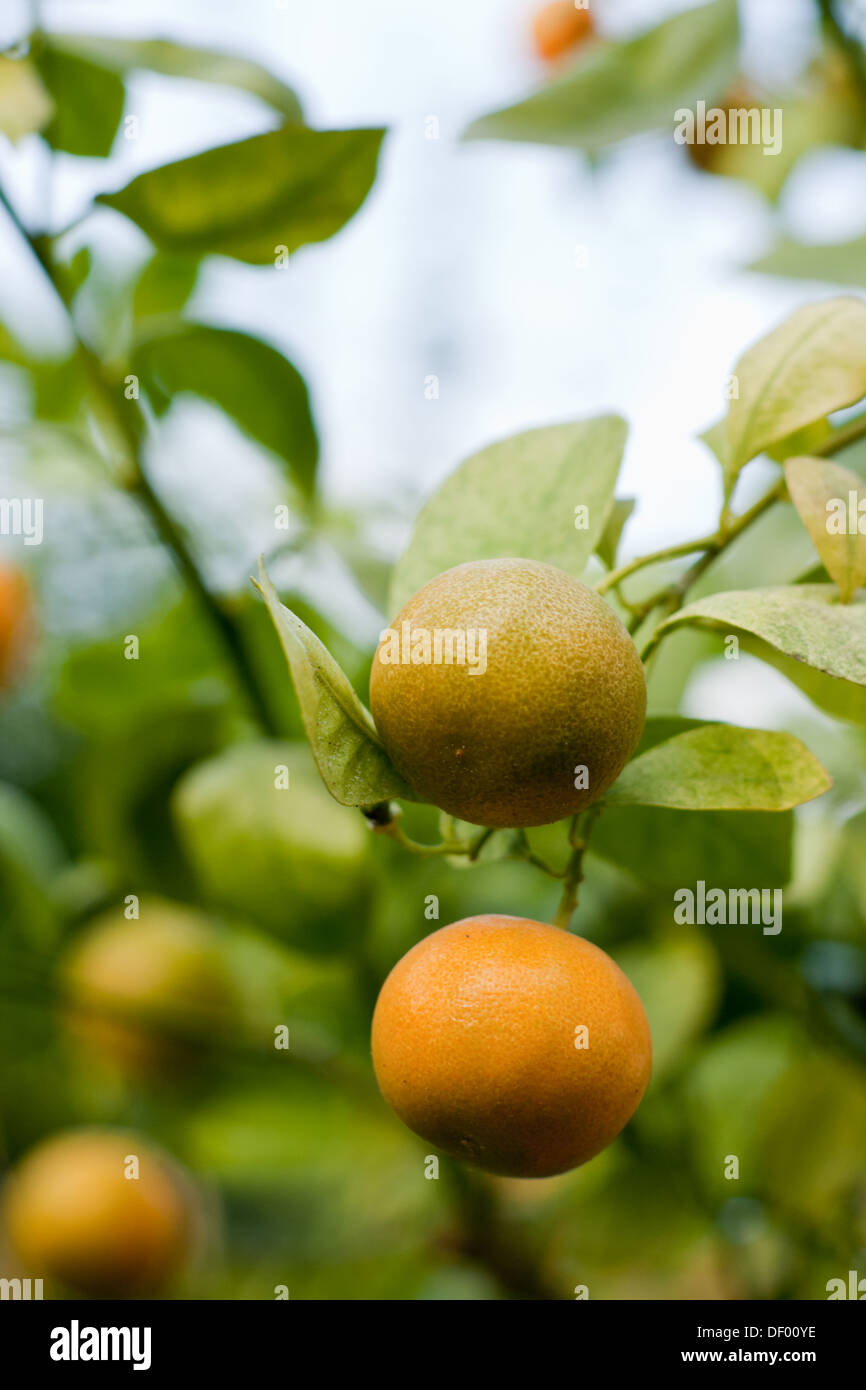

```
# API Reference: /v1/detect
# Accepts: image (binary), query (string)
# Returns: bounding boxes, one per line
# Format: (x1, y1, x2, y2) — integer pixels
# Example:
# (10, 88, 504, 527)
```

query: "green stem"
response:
(595, 534, 716, 596)
(0, 182, 278, 737)
(552, 804, 602, 928)
(597, 408, 866, 610)
(373, 815, 493, 859)
(814, 410, 866, 457)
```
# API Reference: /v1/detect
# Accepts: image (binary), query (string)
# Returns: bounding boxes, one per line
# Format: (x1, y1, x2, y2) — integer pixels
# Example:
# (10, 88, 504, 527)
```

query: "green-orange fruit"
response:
(2, 1128, 195, 1296)
(371, 915, 651, 1178)
(0, 564, 32, 688)
(60, 900, 238, 1076)
(369, 558, 646, 827)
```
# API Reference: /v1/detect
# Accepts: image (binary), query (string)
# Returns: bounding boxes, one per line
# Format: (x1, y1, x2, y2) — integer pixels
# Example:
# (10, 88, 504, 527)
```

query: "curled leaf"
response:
(254, 561, 417, 809)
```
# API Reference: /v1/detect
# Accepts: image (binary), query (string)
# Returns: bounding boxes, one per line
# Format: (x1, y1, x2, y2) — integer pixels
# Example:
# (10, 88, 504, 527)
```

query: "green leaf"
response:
(596, 496, 635, 570)
(98, 125, 385, 264)
(254, 561, 417, 808)
(132, 252, 200, 320)
(784, 456, 866, 603)
(606, 723, 831, 812)
(50, 34, 303, 122)
(656, 585, 866, 688)
(590, 719, 792, 886)
(0, 56, 53, 142)
(389, 416, 626, 616)
(683, 1016, 806, 1202)
(613, 932, 720, 1085)
(765, 418, 831, 463)
(750, 234, 866, 289)
(133, 323, 318, 498)
(73, 705, 229, 898)
(464, 0, 738, 151)
(54, 598, 231, 737)
(757, 1055, 866, 1224)
(699, 416, 729, 471)
(725, 297, 866, 487)
(0, 782, 65, 950)
(65, 245, 93, 296)
(35, 45, 125, 158)
(590, 806, 793, 890)
(741, 633, 866, 726)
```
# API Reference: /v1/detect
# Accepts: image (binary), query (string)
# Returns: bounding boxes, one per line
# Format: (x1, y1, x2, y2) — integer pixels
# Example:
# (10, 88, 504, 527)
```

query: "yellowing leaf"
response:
(656, 584, 866, 688)
(606, 723, 831, 812)
(0, 57, 53, 143)
(785, 455, 866, 602)
(725, 297, 866, 487)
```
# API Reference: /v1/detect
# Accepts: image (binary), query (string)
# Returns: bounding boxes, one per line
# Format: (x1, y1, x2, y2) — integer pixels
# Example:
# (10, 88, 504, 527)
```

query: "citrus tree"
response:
(0, 3, 865, 1302)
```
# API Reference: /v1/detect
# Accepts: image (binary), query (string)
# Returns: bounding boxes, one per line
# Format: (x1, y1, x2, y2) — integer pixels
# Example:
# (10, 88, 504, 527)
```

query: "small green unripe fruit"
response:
(174, 742, 369, 953)
(370, 558, 646, 828)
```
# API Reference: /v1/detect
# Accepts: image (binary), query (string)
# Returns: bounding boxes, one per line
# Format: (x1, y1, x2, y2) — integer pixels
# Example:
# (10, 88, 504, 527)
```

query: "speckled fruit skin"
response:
(369, 558, 646, 828)
(2, 1129, 193, 1296)
(371, 915, 652, 1178)
(533, 2, 595, 63)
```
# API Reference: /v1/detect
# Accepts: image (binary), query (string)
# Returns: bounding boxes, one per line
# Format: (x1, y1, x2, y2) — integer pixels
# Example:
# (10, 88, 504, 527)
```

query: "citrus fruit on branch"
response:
(370, 558, 646, 828)
(372, 915, 652, 1178)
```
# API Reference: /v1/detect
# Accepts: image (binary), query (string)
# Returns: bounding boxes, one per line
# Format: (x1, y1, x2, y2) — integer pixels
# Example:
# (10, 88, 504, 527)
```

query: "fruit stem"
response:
(509, 829, 566, 880)
(370, 806, 494, 859)
(595, 534, 717, 596)
(551, 804, 603, 929)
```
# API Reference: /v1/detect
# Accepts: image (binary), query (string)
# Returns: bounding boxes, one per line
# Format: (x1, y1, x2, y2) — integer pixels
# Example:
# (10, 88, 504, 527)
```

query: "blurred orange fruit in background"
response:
(2, 1128, 195, 1296)
(532, 1, 595, 63)
(0, 564, 33, 688)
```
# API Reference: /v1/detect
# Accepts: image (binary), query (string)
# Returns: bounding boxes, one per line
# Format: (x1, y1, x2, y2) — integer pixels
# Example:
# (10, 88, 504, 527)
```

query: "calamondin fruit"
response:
(369, 558, 647, 828)
(372, 915, 651, 1178)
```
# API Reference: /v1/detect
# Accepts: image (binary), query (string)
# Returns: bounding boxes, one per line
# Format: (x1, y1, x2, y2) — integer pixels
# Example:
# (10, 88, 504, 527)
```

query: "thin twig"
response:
(0, 181, 278, 736)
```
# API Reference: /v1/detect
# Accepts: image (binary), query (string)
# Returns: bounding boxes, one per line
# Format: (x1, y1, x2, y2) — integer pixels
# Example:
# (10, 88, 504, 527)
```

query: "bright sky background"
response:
(2, 0, 866, 730)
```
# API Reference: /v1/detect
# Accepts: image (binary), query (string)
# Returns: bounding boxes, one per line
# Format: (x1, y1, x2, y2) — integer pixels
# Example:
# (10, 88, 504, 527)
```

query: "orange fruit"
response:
(61, 900, 238, 1077)
(369, 558, 646, 828)
(0, 564, 32, 688)
(371, 915, 652, 1177)
(532, 2, 595, 63)
(2, 1128, 194, 1296)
